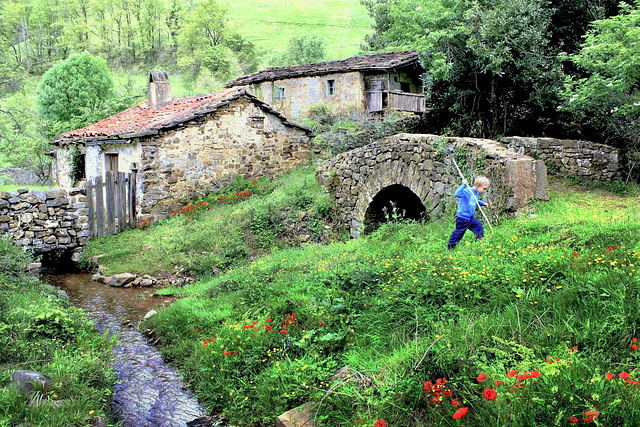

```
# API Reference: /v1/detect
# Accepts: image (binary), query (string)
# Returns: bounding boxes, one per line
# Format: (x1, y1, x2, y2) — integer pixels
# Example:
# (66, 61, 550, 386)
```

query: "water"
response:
(46, 274, 215, 427)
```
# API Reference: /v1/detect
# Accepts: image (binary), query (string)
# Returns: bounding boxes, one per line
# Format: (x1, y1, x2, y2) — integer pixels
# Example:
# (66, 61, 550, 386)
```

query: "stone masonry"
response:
(501, 136, 619, 181)
(138, 97, 312, 220)
(316, 133, 549, 238)
(0, 187, 89, 259)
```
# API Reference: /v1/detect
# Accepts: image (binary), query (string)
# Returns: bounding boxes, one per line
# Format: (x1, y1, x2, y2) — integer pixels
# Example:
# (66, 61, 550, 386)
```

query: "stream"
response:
(46, 273, 224, 427)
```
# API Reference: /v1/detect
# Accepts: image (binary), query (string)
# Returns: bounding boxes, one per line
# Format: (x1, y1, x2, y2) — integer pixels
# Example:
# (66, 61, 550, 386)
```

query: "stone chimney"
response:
(148, 70, 171, 110)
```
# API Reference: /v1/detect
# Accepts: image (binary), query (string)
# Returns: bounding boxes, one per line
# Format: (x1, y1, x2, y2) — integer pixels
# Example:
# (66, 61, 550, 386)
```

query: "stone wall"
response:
(138, 98, 312, 220)
(0, 187, 89, 260)
(501, 136, 619, 181)
(317, 133, 548, 238)
(250, 71, 364, 118)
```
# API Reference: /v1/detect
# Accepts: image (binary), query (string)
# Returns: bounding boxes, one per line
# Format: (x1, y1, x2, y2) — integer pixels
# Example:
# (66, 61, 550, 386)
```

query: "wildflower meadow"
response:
(94, 167, 640, 426)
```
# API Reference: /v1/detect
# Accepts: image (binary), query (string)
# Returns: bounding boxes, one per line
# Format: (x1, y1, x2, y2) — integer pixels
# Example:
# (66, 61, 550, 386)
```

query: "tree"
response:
(37, 52, 114, 136)
(177, 0, 228, 71)
(272, 35, 326, 66)
(360, 0, 563, 138)
(561, 1, 640, 181)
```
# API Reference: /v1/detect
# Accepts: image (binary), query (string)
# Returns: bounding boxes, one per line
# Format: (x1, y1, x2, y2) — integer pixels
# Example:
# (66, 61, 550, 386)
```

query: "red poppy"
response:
(615, 246, 619, 249)
(546, 359, 553, 364)
(374, 420, 386, 427)
(318, 321, 325, 327)
(494, 380, 502, 386)
(452, 407, 468, 419)
(572, 346, 578, 351)
(265, 325, 272, 331)
(568, 416, 579, 424)
(630, 344, 639, 350)
(608, 247, 613, 251)
(451, 398, 460, 407)
(583, 410, 599, 422)
(605, 372, 614, 380)
(619, 372, 631, 380)
(443, 390, 453, 397)
(436, 378, 447, 386)
(266, 318, 272, 322)
(517, 374, 526, 382)
(508, 370, 518, 378)
(423, 381, 433, 392)
(195, 329, 199, 333)
(633, 338, 638, 343)
(572, 252, 579, 257)
(483, 388, 497, 401)
(477, 373, 487, 382)
(531, 370, 541, 378)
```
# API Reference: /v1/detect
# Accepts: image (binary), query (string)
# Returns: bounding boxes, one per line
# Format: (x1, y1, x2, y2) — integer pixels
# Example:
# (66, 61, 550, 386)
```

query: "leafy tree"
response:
(272, 35, 326, 66)
(177, 0, 228, 71)
(36, 52, 114, 136)
(363, 0, 562, 138)
(561, 1, 640, 181)
(0, 92, 50, 181)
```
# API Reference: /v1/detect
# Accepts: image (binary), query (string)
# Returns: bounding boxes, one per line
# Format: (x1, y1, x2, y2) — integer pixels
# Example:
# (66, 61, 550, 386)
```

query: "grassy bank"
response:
(0, 237, 115, 426)
(98, 165, 640, 425)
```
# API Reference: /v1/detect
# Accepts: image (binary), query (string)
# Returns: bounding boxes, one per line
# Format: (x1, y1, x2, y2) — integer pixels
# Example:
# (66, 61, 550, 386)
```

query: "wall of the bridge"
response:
(0, 187, 89, 262)
(316, 133, 549, 238)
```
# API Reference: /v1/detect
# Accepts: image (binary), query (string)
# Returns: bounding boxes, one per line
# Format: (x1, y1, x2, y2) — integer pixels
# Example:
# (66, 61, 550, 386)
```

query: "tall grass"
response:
(0, 236, 116, 426)
(132, 171, 640, 425)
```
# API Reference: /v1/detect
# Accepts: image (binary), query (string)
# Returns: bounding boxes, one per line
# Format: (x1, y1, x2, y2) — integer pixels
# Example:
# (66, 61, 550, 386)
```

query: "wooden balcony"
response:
(365, 90, 427, 114)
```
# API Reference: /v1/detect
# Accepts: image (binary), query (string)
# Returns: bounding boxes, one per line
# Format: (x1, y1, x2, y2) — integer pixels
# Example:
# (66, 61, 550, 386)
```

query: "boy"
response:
(447, 176, 490, 250)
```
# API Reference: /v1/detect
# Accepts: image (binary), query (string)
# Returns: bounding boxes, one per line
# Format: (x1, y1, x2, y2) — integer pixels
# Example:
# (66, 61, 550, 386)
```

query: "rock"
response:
(144, 310, 158, 319)
(275, 402, 317, 427)
(12, 370, 53, 394)
(108, 273, 136, 287)
(139, 278, 155, 287)
(26, 262, 42, 275)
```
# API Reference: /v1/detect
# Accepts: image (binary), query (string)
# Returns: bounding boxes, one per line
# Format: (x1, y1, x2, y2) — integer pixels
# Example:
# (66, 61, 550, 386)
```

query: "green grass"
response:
(111, 168, 640, 426)
(0, 185, 55, 192)
(225, 0, 373, 65)
(0, 236, 116, 426)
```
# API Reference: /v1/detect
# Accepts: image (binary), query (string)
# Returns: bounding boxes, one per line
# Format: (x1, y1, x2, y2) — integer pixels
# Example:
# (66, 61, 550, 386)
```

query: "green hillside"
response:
(225, 0, 373, 64)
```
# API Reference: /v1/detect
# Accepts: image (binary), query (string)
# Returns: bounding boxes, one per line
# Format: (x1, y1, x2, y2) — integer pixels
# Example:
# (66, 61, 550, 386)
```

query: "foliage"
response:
(303, 105, 422, 155)
(82, 165, 340, 276)
(36, 52, 115, 136)
(0, 236, 116, 426)
(135, 179, 640, 426)
(0, 87, 50, 180)
(560, 0, 640, 181)
(271, 35, 326, 66)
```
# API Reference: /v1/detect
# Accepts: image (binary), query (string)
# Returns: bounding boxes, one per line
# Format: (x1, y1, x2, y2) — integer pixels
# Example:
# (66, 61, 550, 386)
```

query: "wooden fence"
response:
(85, 170, 137, 238)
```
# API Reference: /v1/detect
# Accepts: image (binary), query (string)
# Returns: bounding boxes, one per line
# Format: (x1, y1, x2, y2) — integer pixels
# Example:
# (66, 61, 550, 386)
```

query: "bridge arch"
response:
(363, 184, 427, 234)
(316, 133, 548, 238)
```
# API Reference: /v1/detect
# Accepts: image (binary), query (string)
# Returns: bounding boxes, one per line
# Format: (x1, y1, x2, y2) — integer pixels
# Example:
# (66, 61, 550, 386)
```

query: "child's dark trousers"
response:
(447, 216, 484, 249)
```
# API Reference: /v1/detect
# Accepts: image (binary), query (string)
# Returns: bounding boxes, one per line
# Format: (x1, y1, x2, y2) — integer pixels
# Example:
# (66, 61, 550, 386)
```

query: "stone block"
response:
(275, 402, 317, 427)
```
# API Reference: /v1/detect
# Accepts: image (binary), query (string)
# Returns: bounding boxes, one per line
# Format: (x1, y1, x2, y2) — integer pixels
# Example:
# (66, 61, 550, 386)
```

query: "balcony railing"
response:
(365, 90, 427, 113)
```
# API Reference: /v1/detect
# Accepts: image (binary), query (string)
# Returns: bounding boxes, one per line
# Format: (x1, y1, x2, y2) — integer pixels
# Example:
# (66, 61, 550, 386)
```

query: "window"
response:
(105, 153, 119, 173)
(274, 87, 286, 99)
(327, 79, 336, 95)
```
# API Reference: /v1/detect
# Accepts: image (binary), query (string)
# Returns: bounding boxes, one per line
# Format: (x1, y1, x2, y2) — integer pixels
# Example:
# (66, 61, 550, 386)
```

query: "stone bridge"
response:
(316, 133, 549, 238)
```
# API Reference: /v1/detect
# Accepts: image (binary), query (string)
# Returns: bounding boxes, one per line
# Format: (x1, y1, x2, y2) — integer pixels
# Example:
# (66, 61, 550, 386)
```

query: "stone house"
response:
(50, 71, 314, 221)
(225, 51, 427, 118)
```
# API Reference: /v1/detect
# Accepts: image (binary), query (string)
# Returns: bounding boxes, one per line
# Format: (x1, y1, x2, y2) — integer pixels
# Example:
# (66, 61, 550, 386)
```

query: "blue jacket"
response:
(455, 184, 487, 219)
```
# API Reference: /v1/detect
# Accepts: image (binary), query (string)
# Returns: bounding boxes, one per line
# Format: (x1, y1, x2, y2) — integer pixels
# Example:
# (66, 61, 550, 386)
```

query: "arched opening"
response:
(363, 184, 428, 235)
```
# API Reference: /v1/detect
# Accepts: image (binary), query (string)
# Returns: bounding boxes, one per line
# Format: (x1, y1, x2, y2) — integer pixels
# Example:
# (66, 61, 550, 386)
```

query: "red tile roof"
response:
(53, 87, 311, 144)
(225, 51, 421, 87)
